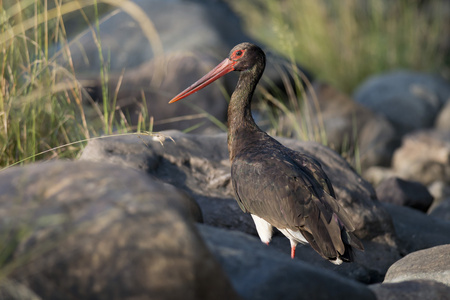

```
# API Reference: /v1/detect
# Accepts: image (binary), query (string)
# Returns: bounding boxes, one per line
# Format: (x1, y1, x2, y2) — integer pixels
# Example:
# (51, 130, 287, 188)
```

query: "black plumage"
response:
(169, 42, 363, 264)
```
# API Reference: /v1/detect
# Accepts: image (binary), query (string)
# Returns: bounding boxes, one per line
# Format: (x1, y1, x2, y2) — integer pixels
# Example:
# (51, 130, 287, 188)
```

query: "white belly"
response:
(251, 214, 309, 245)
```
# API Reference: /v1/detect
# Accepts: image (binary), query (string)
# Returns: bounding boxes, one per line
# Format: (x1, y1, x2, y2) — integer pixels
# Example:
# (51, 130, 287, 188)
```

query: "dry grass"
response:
(0, 0, 161, 168)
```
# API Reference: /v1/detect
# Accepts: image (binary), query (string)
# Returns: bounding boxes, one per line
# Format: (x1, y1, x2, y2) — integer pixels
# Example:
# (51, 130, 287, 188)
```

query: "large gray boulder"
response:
(354, 70, 450, 135)
(370, 280, 450, 300)
(381, 203, 450, 253)
(384, 245, 450, 286)
(0, 161, 238, 300)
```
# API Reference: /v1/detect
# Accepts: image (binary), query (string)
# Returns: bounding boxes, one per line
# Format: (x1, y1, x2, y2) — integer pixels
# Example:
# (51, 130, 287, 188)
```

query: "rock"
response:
(363, 166, 396, 187)
(66, 0, 248, 72)
(269, 233, 401, 284)
(392, 130, 450, 185)
(429, 197, 450, 221)
(354, 70, 450, 135)
(370, 280, 450, 300)
(376, 177, 434, 212)
(282, 82, 400, 170)
(356, 113, 399, 170)
(382, 203, 450, 253)
(0, 279, 42, 300)
(428, 181, 450, 214)
(428, 181, 450, 206)
(384, 245, 450, 286)
(197, 224, 376, 300)
(0, 161, 239, 300)
(80, 131, 401, 282)
(365, 130, 450, 189)
(80, 131, 252, 233)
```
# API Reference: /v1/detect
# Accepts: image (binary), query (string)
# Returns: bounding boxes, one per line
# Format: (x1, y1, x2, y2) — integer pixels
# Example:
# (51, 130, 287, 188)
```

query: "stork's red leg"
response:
(291, 245, 296, 259)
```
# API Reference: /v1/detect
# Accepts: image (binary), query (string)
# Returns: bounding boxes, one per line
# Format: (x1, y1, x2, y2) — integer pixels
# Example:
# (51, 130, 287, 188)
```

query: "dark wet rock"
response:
(384, 245, 450, 286)
(376, 177, 434, 212)
(382, 203, 450, 253)
(0, 161, 238, 300)
(354, 71, 450, 135)
(370, 280, 450, 300)
(197, 224, 376, 300)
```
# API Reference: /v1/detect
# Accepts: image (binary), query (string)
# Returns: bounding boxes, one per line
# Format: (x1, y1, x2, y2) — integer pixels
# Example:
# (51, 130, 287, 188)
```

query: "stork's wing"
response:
(231, 150, 361, 259)
(231, 153, 322, 229)
(288, 152, 356, 232)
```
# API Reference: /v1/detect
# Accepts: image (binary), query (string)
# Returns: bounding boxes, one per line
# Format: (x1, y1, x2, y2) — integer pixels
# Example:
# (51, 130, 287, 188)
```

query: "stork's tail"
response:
(337, 229, 364, 263)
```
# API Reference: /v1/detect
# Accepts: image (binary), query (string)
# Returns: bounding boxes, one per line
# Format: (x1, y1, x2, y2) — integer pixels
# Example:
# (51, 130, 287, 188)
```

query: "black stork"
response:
(169, 42, 363, 264)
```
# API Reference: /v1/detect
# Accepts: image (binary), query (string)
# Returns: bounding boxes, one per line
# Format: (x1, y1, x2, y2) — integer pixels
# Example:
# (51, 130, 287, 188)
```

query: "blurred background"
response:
(1, 0, 449, 175)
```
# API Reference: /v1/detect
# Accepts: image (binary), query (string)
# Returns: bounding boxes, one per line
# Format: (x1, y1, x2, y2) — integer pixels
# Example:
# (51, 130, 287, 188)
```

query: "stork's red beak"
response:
(168, 58, 235, 103)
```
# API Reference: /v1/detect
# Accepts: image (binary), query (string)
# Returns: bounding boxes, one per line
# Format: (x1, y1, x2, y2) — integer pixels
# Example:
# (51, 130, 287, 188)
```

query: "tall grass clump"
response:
(0, 0, 160, 169)
(233, 0, 448, 93)
(1, 0, 89, 167)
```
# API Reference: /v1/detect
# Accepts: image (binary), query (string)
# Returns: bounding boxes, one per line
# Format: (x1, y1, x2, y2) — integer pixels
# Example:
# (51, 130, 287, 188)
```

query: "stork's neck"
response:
(227, 62, 265, 161)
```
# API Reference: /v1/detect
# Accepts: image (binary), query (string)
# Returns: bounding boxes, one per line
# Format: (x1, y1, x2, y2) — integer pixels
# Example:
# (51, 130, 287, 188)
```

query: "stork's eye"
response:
(231, 49, 245, 60)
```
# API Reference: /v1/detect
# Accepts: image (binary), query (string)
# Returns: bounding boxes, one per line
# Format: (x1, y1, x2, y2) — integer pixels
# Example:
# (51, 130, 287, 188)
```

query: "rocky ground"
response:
(1, 130, 450, 299)
(1, 0, 450, 299)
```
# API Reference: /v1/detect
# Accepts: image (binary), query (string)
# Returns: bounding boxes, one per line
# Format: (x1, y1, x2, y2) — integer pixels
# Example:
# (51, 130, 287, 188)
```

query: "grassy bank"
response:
(0, 0, 154, 169)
